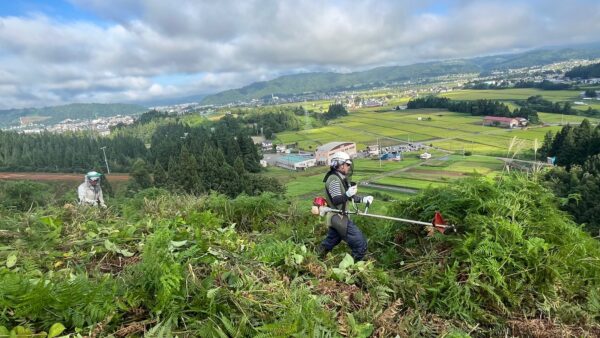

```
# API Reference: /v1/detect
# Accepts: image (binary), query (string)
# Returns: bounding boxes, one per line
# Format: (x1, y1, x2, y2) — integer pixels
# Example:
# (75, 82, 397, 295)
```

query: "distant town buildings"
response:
(10, 115, 135, 135)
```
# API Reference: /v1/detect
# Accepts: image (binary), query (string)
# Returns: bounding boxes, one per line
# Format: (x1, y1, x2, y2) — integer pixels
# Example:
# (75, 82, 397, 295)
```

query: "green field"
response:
(440, 88, 580, 101)
(269, 88, 599, 197)
(274, 107, 584, 157)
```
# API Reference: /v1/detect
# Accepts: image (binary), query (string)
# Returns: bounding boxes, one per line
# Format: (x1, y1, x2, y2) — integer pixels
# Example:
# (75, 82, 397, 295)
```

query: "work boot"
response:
(316, 244, 330, 259)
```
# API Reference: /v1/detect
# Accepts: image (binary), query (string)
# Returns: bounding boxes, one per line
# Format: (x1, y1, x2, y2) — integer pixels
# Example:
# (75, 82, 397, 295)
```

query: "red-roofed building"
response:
(483, 116, 525, 128)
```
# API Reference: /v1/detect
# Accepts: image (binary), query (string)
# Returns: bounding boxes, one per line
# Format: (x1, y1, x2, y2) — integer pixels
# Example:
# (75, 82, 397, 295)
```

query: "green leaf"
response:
(12, 326, 32, 338)
(332, 268, 347, 281)
(170, 240, 188, 248)
(104, 239, 118, 252)
(293, 254, 304, 264)
(355, 323, 374, 338)
(339, 254, 354, 270)
(48, 323, 66, 338)
(6, 254, 17, 268)
(104, 239, 134, 257)
(207, 287, 221, 299)
(117, 249, 135, 257)
(0, 326, 9, 336)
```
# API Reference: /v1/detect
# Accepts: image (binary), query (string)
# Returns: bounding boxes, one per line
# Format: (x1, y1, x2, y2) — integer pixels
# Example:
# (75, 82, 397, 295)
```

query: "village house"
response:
(483, 116, 527, 128)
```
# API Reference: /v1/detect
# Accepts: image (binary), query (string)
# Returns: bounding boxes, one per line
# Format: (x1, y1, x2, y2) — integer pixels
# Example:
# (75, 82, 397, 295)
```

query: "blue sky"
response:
(0, 0, 599, 109)
(0, 0, 98, 22)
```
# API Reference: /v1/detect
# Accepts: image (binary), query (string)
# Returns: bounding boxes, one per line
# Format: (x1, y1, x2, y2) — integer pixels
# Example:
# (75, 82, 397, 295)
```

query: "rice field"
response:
(270, 88, 598, 197)
(440, 88, 580, 101)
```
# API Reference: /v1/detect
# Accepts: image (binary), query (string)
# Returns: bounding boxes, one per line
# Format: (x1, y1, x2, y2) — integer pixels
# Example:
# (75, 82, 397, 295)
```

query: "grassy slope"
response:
(2, 175, 599, 337)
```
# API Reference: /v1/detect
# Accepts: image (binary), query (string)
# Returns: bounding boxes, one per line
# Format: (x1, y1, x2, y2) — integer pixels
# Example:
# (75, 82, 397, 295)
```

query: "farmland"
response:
(270, 88, 600, 198)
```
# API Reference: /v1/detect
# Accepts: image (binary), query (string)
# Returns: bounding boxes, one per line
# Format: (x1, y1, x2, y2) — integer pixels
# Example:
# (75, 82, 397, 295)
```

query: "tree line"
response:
(565, 62, 600, 79)
(539, 119, 600, 168)
(407, 96, 540, 123)
(0, 131, 147, 172)
(129, 115, 283, 197)
(518, 95, 600, 118)
(466, 79, 572, 90)
(539, 119, 600, 234)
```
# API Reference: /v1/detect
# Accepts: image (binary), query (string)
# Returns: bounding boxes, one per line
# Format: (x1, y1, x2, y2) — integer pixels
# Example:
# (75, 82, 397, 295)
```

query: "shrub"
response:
(385, 175, 600, 323)
(0, 181, 50, 211)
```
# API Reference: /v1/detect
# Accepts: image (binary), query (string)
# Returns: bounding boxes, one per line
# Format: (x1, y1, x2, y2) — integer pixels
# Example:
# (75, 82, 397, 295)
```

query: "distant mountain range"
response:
(202, 43, 600, 105)
(0, 103, 147, 128)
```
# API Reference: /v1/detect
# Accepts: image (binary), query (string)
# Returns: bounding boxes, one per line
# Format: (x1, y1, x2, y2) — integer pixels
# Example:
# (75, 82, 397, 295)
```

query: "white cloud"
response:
(0, 0, 598, 108)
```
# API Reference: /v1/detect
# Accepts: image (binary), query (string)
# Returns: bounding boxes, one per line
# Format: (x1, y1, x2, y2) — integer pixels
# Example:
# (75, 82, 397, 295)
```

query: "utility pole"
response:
(378, 137, 381, 168)
(100, 146, 110, 174)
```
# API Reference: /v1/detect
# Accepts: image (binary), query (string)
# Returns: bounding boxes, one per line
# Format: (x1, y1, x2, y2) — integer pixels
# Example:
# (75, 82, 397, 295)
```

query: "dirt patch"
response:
(311, 279, 370, 311)
(406, 168, 464, 177)
(0, 172, 129, 181)
(113, 319, 156, 337)
(87, 253, 141, 275)
(508, 319, 600, 338)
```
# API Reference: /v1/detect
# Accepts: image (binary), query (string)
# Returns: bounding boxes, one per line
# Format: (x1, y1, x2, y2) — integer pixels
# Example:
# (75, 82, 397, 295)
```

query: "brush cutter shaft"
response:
(358, 212, 433, 226)
(319, 206, 451, 228)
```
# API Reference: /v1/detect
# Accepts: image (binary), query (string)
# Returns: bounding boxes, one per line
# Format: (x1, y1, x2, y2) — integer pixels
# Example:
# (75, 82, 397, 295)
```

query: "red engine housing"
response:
(313, 196, 327, 207)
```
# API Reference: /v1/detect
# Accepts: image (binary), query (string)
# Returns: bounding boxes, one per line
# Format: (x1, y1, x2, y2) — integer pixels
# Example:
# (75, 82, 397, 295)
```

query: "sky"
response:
(0, 0, 600, 109)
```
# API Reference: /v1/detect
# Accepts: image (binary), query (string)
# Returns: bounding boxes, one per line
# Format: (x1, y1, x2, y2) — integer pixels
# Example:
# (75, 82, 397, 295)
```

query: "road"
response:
(359, 182, 418, 194)
(0, 172, 130, 181)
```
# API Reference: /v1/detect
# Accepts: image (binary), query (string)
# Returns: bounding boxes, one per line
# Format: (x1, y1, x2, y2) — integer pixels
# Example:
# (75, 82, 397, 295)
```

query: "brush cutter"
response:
(311, 196, 456, 236)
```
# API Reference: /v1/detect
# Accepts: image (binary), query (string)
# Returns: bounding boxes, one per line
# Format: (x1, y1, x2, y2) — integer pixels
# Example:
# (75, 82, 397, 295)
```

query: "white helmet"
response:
(330, 151, 351, 168)
(86, 171, 102, 186)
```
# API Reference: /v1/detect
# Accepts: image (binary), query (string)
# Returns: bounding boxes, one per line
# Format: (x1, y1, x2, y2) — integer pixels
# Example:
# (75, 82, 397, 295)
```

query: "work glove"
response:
(362, 196, 374, 205)
(346, 185, 358, 197)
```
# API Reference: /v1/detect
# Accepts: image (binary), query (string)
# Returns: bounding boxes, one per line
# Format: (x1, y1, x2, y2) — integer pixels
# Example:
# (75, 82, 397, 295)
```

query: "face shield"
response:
(88, 176, 100, 186)
(341, 159, 354, 179)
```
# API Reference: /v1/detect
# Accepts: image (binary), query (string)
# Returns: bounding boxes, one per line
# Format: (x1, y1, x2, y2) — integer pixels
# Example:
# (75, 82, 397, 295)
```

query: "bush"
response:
(384, 175, 600, 323)
(0, 181, 50, 211)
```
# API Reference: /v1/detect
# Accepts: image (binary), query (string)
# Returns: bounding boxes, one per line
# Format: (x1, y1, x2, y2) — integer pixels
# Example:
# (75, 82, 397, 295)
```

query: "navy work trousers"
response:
(321, 219, 367, 261)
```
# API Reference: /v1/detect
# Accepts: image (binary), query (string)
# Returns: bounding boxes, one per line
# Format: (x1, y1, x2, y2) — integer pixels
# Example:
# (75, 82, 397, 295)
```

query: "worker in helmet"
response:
(317, 151, 373, 261)
(78, 171, 107, 208)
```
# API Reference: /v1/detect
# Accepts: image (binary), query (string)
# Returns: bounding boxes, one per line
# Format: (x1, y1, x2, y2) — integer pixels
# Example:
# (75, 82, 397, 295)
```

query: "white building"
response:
(420, 152, 432, 160)
(315, 142, 357, 165)
(276, 155, 316, 170)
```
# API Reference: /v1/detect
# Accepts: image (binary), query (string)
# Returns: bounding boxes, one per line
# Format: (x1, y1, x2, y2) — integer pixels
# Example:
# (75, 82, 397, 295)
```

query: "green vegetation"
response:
(540, 119, 600, 233)
(565, 62, 600, 79)
(466, 79, 572, 90)
(407, 96, 540, 122)
(441, 88, 578, 101)
(1, 174, 599, 336)
(202, 47, 600, 105)
(148, 117, 283, 197)
(0, 130, 147, 172)
(0, 180, 51, 211)
(0, 103, 146, 128)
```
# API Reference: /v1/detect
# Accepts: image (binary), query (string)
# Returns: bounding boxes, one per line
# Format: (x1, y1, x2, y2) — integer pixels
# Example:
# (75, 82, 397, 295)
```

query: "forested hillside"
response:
(540, 119, 600, 233)
(565, 62, 600, 79)
(0, 131, 147, 172)
(202, 46, 600, 105)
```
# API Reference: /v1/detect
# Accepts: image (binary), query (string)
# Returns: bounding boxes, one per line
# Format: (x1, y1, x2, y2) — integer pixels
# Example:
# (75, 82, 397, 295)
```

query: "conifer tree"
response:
(130, 159, 152, 189)
(153, 160, 168, 188)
